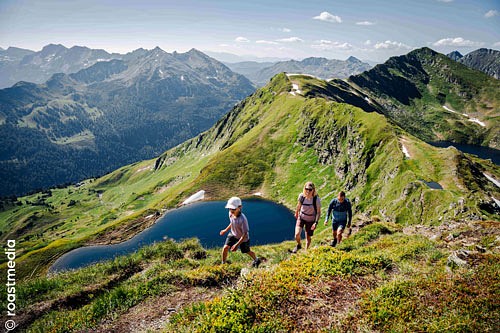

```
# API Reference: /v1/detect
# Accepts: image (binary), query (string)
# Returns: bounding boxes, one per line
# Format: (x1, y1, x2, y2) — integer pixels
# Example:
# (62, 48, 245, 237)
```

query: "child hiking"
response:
(324, 191, 352, 247)
(220, 197, 261, 267)
(291, 181, 321, 253)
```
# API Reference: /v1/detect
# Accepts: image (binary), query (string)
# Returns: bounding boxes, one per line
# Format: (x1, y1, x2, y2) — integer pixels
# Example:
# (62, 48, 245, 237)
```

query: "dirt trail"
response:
(87, 287, 222, 333)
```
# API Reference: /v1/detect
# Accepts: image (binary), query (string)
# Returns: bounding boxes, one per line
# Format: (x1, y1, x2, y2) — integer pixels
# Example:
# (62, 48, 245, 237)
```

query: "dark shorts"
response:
(224, 235, 251, 253)
(332, 220, 347, 232)
(296, 218, 315, 236)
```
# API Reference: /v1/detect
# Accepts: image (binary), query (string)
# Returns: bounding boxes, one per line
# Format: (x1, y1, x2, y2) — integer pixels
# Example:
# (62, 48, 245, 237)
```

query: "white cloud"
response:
(485, 10, 499, 18)
(356, 21, 375, 26)
(374, 40, 412, 50)
(256, 40, 279, 45)
(313, 11, 342, 23)
(365, 40, 372, 45)
(433, 37, 482, 47)
(311, 40, 353, 50)
(235, 36, 250, 43)
(279, 28, 291, 33)
(276, 37, 304, 43)
(493, 41, 500, 47)
(437, 0, 453, 2)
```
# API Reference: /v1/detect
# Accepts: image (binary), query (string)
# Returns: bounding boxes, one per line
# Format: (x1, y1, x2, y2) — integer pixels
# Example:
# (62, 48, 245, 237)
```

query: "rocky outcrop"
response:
(297, 111, 372, 191)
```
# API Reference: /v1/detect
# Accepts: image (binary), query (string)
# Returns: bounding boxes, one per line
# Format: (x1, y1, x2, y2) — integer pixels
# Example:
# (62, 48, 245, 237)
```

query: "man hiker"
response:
(220, 197, 261, 267)
(324, 191, 352, 247)
(291, 181, 321, 253)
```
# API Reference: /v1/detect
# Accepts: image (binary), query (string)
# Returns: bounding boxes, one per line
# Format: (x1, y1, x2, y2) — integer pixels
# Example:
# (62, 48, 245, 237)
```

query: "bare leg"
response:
(247, 250, 257, 261)
(305, 234, 311, 249)
(337, 228, 344, 244)
(222, 245, 230, 263)
(295, 226, 302, 246)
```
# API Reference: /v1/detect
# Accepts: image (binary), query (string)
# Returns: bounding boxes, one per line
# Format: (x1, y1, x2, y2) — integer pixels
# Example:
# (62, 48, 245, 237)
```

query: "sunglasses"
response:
(305, 188, 313, 191)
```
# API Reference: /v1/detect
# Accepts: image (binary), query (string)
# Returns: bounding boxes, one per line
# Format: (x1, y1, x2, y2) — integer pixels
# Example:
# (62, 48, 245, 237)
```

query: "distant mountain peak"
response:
(408, 47, 438, 58)
(186, 48, 206, 56)
(69, 45, 91, 51)
(42, 43, 67, 52)
(347, 56, 362, 63)
(148, 47, 167, 56)
(303, 56, 328, 61)
(447, 51, 463, 61)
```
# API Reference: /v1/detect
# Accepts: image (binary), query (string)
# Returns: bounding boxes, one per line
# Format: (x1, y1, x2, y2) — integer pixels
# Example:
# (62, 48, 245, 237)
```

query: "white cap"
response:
(225, 197, 242, 209)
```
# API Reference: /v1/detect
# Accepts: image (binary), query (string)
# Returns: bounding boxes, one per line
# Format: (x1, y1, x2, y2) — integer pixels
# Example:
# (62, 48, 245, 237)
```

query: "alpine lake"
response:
(50, 198, 296, 273)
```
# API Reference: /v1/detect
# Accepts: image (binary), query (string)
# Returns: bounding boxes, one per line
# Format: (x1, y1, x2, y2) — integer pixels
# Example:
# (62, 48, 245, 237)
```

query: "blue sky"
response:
(0, 0, 498, 62)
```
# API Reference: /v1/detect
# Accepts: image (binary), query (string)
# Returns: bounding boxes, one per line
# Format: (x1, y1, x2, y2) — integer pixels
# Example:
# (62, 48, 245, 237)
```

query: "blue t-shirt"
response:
(326, 198, 352, 223)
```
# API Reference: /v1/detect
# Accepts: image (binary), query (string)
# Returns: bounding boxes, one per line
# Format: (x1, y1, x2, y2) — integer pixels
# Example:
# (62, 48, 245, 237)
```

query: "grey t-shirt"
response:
(229, 212, 250, 241)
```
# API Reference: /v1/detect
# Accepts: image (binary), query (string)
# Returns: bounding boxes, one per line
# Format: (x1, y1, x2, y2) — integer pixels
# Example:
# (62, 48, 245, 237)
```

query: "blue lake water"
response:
(422, 181, 443, 190)
(429, 141, 500, 165)
(49, 198, 296, 273)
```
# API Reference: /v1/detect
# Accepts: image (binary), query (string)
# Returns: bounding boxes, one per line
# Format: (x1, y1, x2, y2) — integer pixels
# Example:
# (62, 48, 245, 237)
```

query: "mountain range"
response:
(226, 56, 373, 86)
(0, 44, 123, 89)
(0, 47, 254, 196)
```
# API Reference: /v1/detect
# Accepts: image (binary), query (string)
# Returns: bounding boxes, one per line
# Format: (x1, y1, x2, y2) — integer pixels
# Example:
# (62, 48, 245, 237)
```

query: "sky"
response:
(0, 0, 499, 62)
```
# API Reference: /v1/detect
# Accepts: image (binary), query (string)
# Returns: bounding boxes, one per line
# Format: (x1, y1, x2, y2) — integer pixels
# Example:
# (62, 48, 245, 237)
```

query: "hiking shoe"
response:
(252, 258, 261, 268)
(330, 239, 337, 247)
(291, 244, 302, 253)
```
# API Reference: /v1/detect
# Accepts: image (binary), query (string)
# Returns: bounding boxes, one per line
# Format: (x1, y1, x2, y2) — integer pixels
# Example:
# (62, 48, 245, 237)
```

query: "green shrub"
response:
(359, 255, 500, 332)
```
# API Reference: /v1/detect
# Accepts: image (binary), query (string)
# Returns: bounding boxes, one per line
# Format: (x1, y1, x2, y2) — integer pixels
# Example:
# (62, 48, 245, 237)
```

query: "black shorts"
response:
(296, 218, 315, 236)
(224, 235, 251, 253)
(332, 220, 347, 232)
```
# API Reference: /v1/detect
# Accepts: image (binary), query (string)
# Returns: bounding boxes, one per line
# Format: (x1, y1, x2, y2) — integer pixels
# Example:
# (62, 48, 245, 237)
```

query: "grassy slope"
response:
(0, 73, 498, 331)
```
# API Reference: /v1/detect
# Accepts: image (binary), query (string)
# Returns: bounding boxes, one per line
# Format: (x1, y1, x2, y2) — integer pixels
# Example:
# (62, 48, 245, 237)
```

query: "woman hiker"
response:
(291, 181, 321, 253)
